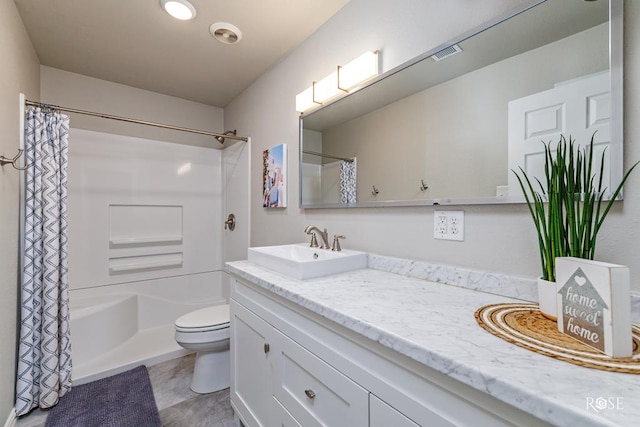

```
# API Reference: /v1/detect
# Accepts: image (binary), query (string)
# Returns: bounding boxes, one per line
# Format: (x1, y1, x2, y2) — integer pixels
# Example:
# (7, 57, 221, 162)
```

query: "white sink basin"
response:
(247, 243, 368, 279)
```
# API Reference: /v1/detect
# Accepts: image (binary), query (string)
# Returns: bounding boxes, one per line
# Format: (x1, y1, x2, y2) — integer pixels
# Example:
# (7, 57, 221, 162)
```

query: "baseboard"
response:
(3, 408, 16, 427)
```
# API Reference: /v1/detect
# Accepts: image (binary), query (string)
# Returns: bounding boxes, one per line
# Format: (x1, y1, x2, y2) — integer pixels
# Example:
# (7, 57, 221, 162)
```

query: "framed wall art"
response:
(263, 144, 287, 208)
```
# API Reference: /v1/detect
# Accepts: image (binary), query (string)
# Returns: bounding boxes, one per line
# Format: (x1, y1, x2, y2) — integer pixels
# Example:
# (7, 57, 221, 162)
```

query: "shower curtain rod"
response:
(302, 150, 354, 162)
(24, 100, 249, 143)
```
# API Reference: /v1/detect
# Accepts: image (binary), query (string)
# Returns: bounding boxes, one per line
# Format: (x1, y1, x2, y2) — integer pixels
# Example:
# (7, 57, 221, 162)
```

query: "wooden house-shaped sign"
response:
(557, 267, 607, 352)
(556, 257, 632, 358)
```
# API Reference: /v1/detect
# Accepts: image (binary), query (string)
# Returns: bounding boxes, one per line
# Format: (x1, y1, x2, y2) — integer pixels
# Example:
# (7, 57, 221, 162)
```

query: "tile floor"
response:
(15, 354, 237, 427)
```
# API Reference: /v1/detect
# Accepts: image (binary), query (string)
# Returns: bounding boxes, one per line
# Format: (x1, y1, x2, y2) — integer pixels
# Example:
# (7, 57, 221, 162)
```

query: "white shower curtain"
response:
(15, 108, 72, 416)
(339, 160, 356, 204)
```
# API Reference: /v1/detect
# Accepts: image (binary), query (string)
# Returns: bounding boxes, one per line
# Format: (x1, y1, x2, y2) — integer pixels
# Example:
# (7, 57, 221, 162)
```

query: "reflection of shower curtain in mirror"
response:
(339, 160, 356, 204)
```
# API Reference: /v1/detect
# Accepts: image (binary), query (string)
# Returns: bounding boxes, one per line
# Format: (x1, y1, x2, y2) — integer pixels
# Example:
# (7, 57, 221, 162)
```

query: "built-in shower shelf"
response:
(109, 236, 183, 247)
(109, 253, 183, 274)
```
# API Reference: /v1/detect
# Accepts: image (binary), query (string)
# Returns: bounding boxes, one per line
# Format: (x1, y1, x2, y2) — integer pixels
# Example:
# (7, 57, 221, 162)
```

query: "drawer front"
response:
(273, 329, 369, 427)
(273, 397, 303, 427)
(370, 394, 421, 427)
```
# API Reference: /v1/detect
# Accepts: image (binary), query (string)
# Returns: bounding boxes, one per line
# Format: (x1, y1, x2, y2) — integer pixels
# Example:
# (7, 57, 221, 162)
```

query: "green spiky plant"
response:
(513, 134, 638, 282)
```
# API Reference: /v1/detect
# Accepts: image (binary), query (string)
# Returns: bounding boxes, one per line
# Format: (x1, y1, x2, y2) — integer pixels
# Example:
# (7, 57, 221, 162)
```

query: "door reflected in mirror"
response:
(300, 0, 621, 208)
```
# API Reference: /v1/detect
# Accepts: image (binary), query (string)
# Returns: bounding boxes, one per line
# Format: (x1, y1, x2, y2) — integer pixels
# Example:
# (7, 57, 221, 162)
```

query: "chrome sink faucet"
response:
(304, 225, 330, 249)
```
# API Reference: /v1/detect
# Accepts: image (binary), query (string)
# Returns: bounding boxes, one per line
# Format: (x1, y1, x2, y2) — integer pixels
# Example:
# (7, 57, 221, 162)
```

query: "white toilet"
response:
(174, 304, 230, 394)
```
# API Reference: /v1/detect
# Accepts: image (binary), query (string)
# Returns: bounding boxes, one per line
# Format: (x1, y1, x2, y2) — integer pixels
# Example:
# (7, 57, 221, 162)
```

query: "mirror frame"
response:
(299, 0, 623, 209)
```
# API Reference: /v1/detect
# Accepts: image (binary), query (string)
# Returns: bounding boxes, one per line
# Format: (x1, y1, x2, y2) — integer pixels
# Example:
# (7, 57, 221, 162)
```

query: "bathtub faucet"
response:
(304, 225, 330, 249)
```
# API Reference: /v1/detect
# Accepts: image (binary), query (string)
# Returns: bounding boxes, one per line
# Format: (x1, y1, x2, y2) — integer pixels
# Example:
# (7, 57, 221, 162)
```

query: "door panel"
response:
(231, 300, 273, 427)
(508, 72, 612, 196)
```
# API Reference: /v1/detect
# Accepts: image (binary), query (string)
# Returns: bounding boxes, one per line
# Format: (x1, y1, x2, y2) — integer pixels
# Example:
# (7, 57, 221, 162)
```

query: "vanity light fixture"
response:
(295, 86, 317, 113)
(160, 0, 197, 21)
(296, 50, 379, 113)
(313, 71, 342, 104)
(337, 51, 379, 91)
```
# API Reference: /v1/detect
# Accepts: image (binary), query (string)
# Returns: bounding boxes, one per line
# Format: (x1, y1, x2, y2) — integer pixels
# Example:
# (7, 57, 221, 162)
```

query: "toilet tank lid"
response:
(175, 304, 230, 329)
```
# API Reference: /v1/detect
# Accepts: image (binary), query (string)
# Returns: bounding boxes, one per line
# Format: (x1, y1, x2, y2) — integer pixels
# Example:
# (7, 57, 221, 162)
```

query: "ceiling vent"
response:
(209, 22, 242, 44)
(430, 44, 462, 62)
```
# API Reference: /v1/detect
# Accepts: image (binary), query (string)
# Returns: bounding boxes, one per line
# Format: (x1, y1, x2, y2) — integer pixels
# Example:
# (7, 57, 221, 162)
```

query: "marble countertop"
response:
(226, 257, 640, 427)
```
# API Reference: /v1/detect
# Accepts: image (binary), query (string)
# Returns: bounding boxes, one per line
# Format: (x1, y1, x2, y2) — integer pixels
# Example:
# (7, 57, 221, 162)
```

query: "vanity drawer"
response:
(273, 397, 303, 427)
(370, 394, 421, 427)
(272, 329, 368, 427)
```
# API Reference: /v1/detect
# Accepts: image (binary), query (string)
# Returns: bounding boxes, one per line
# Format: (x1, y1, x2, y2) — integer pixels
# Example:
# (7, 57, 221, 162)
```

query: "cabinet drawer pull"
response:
(264, 343, 270, 354)
(304, 389, 316, 399)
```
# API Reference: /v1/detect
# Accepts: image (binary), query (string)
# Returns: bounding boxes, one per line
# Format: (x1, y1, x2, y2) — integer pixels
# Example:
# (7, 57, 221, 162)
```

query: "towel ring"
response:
(0, 149, 28, 171)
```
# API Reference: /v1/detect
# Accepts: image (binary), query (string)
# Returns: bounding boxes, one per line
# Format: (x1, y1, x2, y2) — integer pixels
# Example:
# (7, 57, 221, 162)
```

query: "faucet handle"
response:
(309, 233, 319, 248)
(331, 235, 345, 252)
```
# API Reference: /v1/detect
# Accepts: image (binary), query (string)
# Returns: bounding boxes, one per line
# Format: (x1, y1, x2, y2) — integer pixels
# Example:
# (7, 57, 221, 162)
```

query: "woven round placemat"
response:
(475, 302, 640, 373)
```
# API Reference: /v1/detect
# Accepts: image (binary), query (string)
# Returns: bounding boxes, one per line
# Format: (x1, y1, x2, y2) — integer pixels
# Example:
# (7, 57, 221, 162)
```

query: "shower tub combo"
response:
(69, 272, 227, 385)
(65, 129, 229, 385)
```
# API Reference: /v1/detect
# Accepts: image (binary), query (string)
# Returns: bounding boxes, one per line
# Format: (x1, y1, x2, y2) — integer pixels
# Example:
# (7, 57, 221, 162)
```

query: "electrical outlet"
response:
(436, 214, 448, 234)
(434, 210, 464, 241)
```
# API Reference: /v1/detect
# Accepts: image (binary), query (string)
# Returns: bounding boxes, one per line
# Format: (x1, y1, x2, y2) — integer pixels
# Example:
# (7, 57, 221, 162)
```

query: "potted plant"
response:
(513, 134, 638, 320)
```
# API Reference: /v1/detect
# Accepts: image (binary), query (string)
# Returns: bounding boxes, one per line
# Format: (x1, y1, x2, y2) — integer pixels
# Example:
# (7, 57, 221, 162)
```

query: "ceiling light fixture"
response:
(160, 0, 197, 21)
(210, 22, 242, 44)
(296, 51, 379, 113)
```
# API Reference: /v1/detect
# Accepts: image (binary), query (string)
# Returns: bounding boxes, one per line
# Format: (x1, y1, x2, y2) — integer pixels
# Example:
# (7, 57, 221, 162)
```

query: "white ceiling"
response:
(15, 0, 350, 107)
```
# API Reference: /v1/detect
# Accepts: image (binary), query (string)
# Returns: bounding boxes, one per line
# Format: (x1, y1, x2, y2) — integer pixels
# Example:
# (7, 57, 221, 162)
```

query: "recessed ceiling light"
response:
(209, 22, 242, 44)
(160, 0, 197, 21)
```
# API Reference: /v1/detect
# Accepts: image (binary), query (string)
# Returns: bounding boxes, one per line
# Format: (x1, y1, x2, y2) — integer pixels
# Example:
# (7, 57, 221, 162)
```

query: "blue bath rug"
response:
(45, 365, 161, 427)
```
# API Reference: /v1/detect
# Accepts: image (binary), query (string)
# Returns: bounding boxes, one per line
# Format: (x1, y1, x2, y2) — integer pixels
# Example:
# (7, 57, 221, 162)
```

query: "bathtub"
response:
(69, 272, 227, 385)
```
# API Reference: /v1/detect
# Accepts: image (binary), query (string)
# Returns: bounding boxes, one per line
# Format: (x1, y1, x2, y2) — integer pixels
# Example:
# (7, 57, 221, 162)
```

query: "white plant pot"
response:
(537, 277, 557, 321)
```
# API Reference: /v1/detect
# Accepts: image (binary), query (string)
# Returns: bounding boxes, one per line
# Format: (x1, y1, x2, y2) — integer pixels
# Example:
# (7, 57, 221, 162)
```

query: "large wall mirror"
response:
(300, 0, 622, 208)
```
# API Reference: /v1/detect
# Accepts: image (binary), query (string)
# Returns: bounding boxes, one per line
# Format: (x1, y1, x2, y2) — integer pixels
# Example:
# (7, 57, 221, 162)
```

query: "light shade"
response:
(338, 51, 379, 90)
(313, 71, 341, 104)
(160, 0, 197, 20)
(295, 86, 317, 113)
(295, 73, 341, 113)
(296, 50, 380, 113)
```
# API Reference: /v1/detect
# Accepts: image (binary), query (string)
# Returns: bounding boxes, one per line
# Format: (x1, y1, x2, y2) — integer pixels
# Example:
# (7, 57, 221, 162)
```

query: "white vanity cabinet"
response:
(370, 394, 420, 427)
(231, 291, 368, 427)
(273, 399, 302, 427)
(229, 276, 550, 427)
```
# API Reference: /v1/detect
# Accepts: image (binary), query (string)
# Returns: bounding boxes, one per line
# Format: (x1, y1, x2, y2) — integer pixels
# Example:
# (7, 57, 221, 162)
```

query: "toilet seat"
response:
(175, 304, 230, 333)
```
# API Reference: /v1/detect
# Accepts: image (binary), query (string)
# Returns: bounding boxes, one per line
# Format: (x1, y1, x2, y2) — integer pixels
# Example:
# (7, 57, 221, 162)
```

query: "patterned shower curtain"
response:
(339, 160, 356, 204)
(15, 108, 72, 416)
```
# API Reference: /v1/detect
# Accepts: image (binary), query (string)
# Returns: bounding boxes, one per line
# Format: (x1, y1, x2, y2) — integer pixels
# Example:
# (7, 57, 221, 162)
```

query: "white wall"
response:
(0, 0, 40, 421)
(224, 0, 640, 291)
(40, 66, 224, 147)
